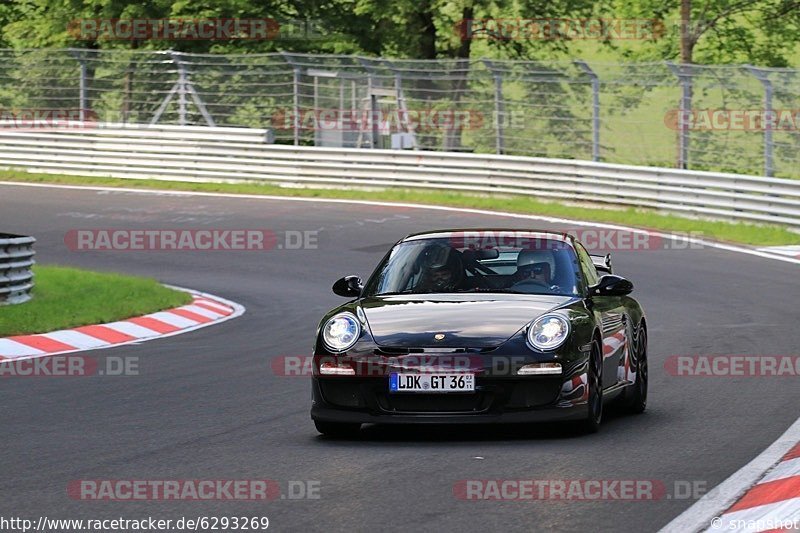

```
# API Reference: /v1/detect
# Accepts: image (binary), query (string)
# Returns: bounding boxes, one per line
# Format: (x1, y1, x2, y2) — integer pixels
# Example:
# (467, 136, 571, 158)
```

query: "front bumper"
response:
(310, 375, 588, 425)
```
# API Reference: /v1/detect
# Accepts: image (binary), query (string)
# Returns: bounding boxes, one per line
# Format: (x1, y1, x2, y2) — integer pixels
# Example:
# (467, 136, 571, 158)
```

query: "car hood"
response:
(360, 293, 576, 348)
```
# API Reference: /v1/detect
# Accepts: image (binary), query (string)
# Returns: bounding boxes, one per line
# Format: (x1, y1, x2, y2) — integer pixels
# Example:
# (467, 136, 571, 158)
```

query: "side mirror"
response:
(590, 275, 633, 296)
(590, 253, 613, 274)
(332, 275, 363, 298)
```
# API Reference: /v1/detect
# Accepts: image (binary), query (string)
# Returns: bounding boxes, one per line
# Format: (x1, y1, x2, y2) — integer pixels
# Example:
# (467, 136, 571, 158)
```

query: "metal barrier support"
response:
(0, 233, 36, 305)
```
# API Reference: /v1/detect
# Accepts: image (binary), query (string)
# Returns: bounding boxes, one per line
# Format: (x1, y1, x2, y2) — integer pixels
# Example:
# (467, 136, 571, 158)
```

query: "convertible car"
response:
(310, 230, 648, 436)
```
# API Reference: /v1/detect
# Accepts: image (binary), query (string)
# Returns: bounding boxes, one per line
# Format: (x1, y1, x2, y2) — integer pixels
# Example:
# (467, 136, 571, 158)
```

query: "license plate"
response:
(389, 373, 475, 393)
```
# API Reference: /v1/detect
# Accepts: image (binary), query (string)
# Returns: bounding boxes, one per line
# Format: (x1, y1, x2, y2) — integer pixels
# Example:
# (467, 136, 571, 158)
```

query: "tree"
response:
(615, 0, 800, 66)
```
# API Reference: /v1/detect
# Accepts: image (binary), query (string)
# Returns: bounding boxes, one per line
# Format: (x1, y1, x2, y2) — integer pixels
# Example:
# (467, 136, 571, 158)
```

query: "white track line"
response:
(757, 245, 800, 259)
(2, 180, 799, 266)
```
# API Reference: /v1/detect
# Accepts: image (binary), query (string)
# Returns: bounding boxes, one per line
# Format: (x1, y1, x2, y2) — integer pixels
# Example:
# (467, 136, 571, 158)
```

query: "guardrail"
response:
(0, 233, 35, 305)
(0, 124, 799, 227)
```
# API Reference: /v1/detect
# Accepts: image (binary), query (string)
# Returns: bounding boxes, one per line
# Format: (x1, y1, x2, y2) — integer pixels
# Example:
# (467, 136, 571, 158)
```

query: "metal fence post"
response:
(313, 74, 319, 146)
(763, 80, 774, 178)
(352, 60, 376, 148)
(340, 76, 345, 132)
(279, 53, 302, 145)
(493, 73, 505, 155)
(667, 62, 692, 169)
(292, 68, 301, 145)
(150, 51, 215, 126)
(78, 56, 87, 121)
(68, 49, 88, 121)
(482, 60, 505, 155)
(393, 69, 416, 140)
(393, 71, 404, 132)
(174, 52, 187, 126)
(745, 66, 774, 177)
(369, 73, 378, 148)
(173, 51, 216, 126)
(575, 61, 600, 161)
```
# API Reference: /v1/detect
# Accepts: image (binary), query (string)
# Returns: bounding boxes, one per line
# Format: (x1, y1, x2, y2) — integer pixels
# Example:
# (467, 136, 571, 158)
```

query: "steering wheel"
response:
(511, 279, 549, 290)
(511, 279, 562, 293)
(465, 265, 492, 289)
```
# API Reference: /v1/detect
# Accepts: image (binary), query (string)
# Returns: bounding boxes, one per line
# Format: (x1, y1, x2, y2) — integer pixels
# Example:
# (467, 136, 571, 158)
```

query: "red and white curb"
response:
(706, 443, 800, 532)
(0, 287, 244, 361)
(661, 417, 800, 532)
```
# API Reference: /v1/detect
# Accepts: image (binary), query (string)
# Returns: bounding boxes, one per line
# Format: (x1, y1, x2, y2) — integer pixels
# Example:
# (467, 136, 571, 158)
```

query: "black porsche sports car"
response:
(311, 230, 647, 436)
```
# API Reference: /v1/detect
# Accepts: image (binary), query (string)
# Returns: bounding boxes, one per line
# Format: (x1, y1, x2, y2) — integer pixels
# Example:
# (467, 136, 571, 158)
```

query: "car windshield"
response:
(363, 237, 581, 297)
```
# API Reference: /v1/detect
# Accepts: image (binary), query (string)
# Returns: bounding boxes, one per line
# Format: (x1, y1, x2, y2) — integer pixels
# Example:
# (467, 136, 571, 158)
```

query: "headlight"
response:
(322, 312, 361, 353)
(527, 314, 570, 351)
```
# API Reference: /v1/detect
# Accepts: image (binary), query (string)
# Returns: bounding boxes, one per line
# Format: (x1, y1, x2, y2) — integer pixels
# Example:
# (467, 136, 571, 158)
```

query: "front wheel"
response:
(622, 325, 648, 414)
(581, 340, 603, 433)
(314, 420, 361, 438)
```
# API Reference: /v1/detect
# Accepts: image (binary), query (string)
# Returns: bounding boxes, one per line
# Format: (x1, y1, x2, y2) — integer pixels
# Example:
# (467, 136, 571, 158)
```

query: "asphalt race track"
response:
(1, 183, 798, 532)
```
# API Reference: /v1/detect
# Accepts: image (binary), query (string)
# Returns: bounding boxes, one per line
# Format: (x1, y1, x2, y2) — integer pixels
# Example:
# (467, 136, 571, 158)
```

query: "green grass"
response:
(0, 265, 191, 337)
(1, 169, 799, 246)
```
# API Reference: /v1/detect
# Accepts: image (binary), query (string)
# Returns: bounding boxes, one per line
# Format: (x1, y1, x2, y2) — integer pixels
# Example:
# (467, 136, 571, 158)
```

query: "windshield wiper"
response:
(373, 291, 414, 296)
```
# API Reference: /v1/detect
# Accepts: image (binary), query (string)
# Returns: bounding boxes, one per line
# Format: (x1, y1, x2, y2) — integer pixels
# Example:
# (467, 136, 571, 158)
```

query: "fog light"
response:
(517, 363, 562, 375)
(320, 361, 356, 376)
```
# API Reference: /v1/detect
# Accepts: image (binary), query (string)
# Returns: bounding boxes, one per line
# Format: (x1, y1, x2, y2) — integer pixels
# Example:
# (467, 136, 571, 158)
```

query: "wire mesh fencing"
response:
(0, 48, 798, 178)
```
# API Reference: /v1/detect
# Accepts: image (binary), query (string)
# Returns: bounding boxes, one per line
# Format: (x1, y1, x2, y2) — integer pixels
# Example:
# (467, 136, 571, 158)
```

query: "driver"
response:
(511, 250, 553, 286)
(416, 244, 463, 292)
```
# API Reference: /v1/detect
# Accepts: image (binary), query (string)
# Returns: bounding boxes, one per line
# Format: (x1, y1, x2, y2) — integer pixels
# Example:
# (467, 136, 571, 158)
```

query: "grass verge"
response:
(0, 265, 192, 337)
(1, 169, 799, 247)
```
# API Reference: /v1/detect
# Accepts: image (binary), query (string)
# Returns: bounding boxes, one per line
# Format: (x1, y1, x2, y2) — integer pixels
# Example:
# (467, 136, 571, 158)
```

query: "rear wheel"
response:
(314, 420, 361, 438)
(581, 340, 603, 433)
(622, 325, 648, 414)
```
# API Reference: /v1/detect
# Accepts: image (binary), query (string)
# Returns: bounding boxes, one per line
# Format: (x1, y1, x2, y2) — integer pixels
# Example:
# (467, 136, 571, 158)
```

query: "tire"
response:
(581, 340, 603, 433)
(314, 420, 361, 438)
(622, 325, 648, 414)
